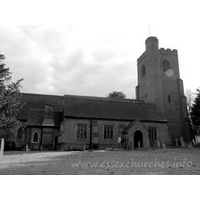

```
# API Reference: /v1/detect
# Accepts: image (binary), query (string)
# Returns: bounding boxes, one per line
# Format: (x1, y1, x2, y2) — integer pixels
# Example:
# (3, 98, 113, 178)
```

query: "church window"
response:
(32, 131, 39, 143)
(17, 127, 23, 140)
(148, 127, 157, 140)
(142, 65, 146, 77)
(104, 125, 114, 139)
(77, 124, 87, 139)
(168, 95, 171, 103)
(163, 60, 170, 72)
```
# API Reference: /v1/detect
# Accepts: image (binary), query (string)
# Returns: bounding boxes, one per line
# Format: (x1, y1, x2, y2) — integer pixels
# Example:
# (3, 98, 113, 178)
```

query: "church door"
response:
(134, 130, 143, 148)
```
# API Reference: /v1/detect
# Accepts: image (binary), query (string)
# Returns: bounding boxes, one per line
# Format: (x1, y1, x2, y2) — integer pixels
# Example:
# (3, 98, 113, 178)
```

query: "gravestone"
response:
(0, 138, 5, 157)
(157, 140, 160, 149)
(163, 143, 166, 153)
(192, 139, 196, 145)
(175, 138, 179, 147)
(26, 144, 29, 154)
(180, 137, 186, 148)
(188, 142, 193, 148)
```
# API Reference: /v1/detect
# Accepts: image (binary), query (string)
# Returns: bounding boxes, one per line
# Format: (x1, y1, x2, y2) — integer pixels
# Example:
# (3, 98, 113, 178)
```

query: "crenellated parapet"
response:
(159, 48, 178, 55)
(137, 51, 146, 63)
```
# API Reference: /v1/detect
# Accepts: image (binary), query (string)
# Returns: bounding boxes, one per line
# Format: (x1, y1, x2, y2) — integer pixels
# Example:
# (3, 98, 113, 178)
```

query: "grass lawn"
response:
(0, 148, 200, 175)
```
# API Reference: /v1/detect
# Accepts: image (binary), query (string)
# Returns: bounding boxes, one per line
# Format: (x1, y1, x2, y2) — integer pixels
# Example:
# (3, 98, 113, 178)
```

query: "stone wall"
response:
(58, 118, 170, 150)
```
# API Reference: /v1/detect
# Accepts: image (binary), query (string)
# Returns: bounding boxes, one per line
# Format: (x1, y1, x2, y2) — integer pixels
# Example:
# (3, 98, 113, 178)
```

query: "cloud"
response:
(1, 24, 199, 99)
(0, 25, 137, 98)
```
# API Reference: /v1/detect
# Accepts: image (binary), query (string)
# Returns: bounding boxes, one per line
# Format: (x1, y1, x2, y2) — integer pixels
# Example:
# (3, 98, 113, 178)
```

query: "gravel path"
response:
(0, 148, 200, 175)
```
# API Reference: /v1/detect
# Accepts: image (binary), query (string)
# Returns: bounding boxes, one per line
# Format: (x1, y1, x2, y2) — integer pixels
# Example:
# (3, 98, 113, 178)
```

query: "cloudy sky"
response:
(0, 0, 199, 99)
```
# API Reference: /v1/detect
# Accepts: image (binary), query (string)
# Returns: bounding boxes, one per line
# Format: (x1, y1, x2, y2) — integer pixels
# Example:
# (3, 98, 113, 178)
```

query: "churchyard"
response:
(0, 147, 200, 175)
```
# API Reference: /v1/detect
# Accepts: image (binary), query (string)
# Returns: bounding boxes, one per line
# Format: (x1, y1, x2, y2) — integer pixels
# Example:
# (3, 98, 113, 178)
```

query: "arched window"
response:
(32, 131, 39, 143)
(17, 127, 23, 140)
(142, 65, 146, 77)
(168, 95, 171, 103)
(163, 60, 170, 72)
(23, 126, 27, 134)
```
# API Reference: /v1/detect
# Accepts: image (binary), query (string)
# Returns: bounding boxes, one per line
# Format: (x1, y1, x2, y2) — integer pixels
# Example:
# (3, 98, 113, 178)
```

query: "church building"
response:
(8, 36, 191, 151)
(136, 37, 190, 142)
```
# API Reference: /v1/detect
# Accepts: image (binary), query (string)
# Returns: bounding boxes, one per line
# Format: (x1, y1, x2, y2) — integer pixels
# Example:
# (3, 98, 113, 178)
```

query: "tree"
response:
(107, 91, 127, 99)
(185, 89, 195, 120)
(191, 88, 200, 132)
(0, 53, 23, 138)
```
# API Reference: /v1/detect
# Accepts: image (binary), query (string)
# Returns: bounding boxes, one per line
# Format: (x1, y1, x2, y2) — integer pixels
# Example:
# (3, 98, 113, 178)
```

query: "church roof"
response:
(26, 109, 63, 127)
(26, 109, 44, 126)
(19, 93, 167, 124)
(63, 95, 167, 122)
(19, 93, 64, 120)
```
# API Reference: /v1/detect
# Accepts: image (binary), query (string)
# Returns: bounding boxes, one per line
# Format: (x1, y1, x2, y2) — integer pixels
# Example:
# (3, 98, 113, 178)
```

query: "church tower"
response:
(136, 36, 191, 142)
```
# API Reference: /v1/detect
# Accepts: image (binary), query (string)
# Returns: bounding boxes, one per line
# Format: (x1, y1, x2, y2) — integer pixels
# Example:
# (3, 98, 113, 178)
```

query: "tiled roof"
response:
(26, 109, 44, 126)
(26, 109, 63, 127)
(64, 95, 167, 122)
(19, 93, 64, 120)
(19, 93, 167, 124)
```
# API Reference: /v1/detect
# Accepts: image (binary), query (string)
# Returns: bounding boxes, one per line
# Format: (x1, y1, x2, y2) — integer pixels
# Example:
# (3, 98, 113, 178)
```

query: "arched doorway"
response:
(134, 130, 143, 148)
(53, 135, 59, 151)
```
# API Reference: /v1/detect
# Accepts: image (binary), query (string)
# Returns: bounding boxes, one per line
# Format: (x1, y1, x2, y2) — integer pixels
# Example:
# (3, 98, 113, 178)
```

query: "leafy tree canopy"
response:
(0, 53, 23, 136)
(107, 91, 127, 99)
(191, 88, 200, 130)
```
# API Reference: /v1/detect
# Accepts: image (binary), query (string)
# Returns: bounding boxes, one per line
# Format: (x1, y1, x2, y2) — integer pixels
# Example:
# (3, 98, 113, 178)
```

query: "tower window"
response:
(163, 60, 170, 72)
(168, 95, 171, 103)
(142, 65, 146, 77)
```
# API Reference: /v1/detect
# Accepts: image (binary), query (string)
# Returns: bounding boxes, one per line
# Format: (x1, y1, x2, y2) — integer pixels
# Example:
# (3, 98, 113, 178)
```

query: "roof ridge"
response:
(29, 108, 44, 111)
(64, 94, 149, 104)
(29, 108, 63, 112)
(22, 92, 63, 98)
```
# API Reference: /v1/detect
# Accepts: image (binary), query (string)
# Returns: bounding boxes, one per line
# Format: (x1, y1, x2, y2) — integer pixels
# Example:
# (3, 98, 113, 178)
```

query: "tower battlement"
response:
(137, 52, 146, 63)
(159, 48, 178, 55)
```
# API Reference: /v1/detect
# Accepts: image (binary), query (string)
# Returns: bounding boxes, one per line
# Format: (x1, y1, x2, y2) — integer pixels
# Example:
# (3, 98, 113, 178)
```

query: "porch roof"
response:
(122, 120, 148, 134)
